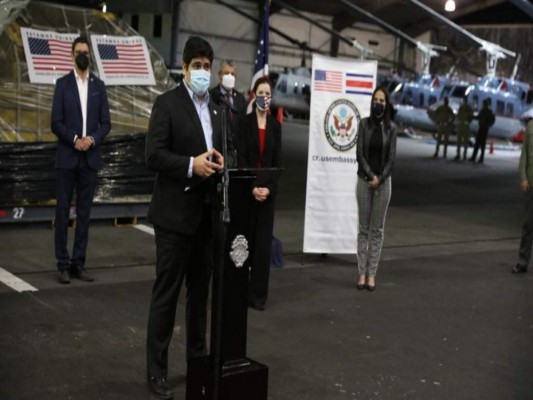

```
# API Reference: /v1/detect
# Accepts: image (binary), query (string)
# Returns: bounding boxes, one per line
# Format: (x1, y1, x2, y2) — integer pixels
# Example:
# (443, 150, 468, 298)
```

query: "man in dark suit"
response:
(210, 59, 246, 141)
(145, 36, 230, 399)
(51, 36, 111, 284)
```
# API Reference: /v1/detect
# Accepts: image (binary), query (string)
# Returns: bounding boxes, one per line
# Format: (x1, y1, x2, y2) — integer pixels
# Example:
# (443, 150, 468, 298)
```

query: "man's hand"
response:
(370, 176, 380, 189)
(193, 149, 223, 178)
(252, 187, 270, 202)
(74, 137, 91, 151)
(521, 179, 530, 193)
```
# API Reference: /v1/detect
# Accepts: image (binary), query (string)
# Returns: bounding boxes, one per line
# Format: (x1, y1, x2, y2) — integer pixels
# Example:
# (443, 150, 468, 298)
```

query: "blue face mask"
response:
(372, 102, 385, 117)
(188, 69, 211, 96)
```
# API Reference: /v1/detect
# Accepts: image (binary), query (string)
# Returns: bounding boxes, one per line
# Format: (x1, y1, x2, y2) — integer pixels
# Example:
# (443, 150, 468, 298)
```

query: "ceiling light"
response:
(444, 0, 456, 12)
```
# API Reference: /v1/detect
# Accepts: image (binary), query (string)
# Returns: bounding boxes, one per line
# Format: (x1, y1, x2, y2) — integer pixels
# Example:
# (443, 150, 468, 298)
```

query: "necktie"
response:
(226, 92, 233, 120)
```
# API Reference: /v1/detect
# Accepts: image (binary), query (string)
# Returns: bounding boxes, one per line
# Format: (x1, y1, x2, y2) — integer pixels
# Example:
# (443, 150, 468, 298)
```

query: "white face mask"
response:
(221, 74, 235, 90)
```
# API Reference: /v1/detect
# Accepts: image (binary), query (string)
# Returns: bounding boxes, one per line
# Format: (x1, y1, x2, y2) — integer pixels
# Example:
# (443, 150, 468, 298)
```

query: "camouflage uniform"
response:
(455, 101, 473, 160)
(432, 100, 455, 158)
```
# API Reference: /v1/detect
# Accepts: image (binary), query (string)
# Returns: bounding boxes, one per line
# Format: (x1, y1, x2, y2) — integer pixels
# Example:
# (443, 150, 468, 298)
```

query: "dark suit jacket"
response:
(146, 83, 225, 235)
(51, 70, 111, 170)
(209, 85, 246, 136)
(237, 112, 282, 196)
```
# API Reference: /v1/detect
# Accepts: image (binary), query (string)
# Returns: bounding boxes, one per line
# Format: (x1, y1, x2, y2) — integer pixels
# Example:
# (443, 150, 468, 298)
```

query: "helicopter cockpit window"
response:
(506, 103, 514, 117)
(293, 82, 299, 94)
(428, 96, 437, 106)
(527, 90, 533, 105)
(403, 90, 413, 105)
(472, 95, 479, 111)
(419, 93, 425, 107)
(302, 84, 310, 96)
(279, 78, 287, 94)
(442, 85, 452, 98)
(496, 100, 505, 115)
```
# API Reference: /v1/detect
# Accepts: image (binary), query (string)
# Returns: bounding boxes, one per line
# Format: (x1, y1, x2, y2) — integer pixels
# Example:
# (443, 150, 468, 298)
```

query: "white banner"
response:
(90, 35, 155, 86)
(20, 28, 79, 84)
(303, 54, 377, 253)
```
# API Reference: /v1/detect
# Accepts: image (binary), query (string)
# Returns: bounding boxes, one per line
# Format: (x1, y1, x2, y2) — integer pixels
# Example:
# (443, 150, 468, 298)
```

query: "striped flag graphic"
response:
(27, 37, 72, 73)
(345, 73, 374, 96)
(97, 43, 149, 75)
(314, 70, 343, 93)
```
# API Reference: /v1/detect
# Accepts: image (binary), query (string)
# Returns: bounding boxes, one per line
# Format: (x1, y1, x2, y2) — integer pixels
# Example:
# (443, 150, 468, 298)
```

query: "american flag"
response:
(28, 37, 72, 73)
(313, 70, 343, 93)
(247, 0, 270, 112)
(97, 43, 149, 75)
(345, 73, 374, 96)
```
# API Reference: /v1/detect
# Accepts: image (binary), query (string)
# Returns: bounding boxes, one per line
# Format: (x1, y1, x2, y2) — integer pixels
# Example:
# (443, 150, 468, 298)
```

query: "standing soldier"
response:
(470, 99, 496, 163)
(432, 96, 455, 159)
(513, 119, 533, 274)
(455, 96, 473, 161)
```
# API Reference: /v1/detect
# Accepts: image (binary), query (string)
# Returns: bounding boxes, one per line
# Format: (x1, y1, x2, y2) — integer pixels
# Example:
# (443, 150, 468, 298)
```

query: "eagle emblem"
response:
(333, 114, 354, 137)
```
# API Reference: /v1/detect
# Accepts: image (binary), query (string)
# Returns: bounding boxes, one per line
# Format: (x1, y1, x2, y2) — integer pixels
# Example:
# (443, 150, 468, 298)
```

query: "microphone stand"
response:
(211, 95, 231, 400)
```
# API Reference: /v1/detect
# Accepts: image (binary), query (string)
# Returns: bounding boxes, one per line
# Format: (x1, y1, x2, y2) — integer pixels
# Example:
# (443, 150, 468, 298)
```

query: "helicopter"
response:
(397, 0, 533, 141)
(269, 66, 311, 119)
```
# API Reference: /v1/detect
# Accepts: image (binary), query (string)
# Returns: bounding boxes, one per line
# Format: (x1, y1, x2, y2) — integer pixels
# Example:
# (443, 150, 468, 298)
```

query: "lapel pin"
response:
(213, 110, 218, 115)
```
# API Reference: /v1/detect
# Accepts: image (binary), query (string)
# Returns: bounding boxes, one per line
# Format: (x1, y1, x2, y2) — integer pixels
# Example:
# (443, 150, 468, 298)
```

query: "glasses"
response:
(74, 50, 90, 56)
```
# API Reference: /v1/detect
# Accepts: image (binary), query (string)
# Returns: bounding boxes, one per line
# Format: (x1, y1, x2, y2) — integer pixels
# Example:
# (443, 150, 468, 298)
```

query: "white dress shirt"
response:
(74, 69, 88, 139)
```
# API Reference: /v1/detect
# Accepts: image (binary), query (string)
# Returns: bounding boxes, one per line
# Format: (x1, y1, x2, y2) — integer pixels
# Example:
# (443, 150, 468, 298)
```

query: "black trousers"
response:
(146, 206, 213, 379)
(248, 198, 275, 307)
(54, 154, 98, 271)
(471, 127, 489, 162)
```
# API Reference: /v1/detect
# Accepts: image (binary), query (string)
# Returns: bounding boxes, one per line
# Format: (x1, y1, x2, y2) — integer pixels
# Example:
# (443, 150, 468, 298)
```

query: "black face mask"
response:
(372, 102, 385, 117)
(75, 54, 89, 71)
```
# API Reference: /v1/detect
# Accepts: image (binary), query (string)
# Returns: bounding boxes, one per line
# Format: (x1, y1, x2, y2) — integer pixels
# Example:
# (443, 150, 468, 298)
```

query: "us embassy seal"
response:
(323, 99, 360, 151)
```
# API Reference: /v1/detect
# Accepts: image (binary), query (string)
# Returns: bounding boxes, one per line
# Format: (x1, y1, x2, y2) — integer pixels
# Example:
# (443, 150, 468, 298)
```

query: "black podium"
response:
(186, 168, 280, 400)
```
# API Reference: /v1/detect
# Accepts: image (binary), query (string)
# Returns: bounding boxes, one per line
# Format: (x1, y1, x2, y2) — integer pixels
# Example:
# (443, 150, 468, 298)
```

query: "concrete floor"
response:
(1, 121, 532, 400)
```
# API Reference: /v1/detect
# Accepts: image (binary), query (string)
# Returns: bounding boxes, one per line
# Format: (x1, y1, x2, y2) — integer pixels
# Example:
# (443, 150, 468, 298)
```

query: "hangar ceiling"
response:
(51, 0, 533, 33)
(266, 0, 532, 37)
(44, 0, 533, 80)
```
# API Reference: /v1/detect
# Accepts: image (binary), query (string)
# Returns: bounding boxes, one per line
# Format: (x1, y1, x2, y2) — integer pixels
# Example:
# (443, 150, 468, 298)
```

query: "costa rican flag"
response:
(345, 73, 374, 96)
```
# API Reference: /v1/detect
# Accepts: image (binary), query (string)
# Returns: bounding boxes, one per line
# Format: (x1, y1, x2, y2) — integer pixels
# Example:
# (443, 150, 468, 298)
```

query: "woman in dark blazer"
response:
(237, 76, 282, 311)
(355, 86, 397, 292)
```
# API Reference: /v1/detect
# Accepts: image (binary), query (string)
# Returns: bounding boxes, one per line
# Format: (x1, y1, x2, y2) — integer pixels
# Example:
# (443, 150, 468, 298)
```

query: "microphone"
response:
(214, 89, 237, 113)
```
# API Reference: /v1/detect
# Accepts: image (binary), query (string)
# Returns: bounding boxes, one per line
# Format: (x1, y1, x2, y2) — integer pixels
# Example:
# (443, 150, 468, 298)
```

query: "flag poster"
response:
(303, 54, 377, 253)
(90, 35, 155, 86)
(20, 28, 79, 84)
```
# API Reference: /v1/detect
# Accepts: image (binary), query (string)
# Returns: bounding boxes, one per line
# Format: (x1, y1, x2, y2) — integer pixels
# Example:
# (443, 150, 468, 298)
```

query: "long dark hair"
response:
(369, 86, 392, 127)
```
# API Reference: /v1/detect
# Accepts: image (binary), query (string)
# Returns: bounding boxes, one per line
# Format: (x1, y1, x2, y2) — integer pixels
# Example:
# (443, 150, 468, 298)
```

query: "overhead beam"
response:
(335, 0, 420, 49)
(273, 0, 354, 48)
(507, 0, 533, 20)
(215, 0, 322, 53)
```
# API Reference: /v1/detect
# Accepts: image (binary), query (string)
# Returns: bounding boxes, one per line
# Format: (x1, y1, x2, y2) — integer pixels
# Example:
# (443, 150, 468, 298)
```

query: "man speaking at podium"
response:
(144, 36, 228, 399)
